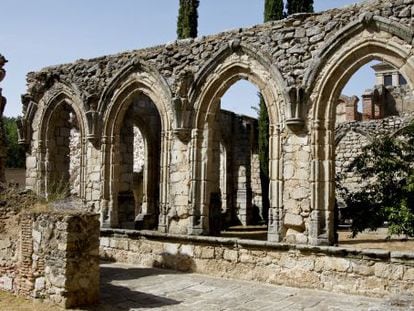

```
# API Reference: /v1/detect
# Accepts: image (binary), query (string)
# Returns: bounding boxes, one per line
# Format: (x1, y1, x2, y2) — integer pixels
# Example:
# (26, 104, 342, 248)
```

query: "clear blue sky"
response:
(0, 0, 367, 117)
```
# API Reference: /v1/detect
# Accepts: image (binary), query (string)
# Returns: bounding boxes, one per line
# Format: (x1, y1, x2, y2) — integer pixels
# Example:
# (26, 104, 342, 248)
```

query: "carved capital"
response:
(17, 117, 29, 146)
(86, 110, 100, 143)
(173, 127, 191, 143)
(286, 86, 306, 128)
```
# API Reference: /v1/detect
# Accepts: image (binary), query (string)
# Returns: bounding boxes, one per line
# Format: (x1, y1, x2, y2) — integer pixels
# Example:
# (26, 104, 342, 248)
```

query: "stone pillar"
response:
(362, 91, 374, 120)
(392, 72, 399, 87)
(309, 120, 335, 246)
(158, 130, 171, 233)
(345, 96, 359, 121)
(188, 128, 205, 235)
(268, 124, 283, 242)
(19, 212, 100, 308)
(0, 55, 7, 184)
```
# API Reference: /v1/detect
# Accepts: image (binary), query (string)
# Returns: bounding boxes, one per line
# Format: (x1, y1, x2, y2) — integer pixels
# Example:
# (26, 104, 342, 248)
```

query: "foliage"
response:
(264, 0, 284, 22)
(3, 117, 25, 168)
(257, 93, 270, 221)
(177, 0, 199, 39)
(47, 177, 71, 202)
(258, 94, 269, 178)
(338, 122, 414, 237)
(286, 0, 314, 15)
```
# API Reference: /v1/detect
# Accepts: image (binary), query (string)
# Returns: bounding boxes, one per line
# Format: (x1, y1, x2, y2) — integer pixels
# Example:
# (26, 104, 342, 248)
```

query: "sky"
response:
(0, 0, 368, 117)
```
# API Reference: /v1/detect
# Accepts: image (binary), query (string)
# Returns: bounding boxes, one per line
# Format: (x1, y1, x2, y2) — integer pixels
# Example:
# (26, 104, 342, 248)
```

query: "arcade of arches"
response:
(18, 0, 414, 245)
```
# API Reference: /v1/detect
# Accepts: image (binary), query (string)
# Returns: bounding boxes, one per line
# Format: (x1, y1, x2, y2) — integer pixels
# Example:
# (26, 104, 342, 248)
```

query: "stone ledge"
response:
(100, 228, 414, 263)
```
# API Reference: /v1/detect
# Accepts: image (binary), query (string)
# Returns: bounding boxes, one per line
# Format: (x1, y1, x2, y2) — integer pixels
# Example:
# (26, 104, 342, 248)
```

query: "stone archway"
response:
(189, 45, 286, 241)
(308, 24, 414, 245)
(100, 69, 172, 230)
(33, 85, 87, 200)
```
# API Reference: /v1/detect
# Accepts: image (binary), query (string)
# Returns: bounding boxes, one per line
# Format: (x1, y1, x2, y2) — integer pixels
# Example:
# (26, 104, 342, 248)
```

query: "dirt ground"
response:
(221, 225, 414, 252)
(338, 229, 414, 252)
(5, 168, 25, 189)
(0, 291, 63, 311)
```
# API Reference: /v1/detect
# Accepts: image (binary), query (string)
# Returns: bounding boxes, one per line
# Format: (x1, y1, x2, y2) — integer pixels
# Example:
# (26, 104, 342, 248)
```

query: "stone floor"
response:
(1, 262, 413, 310)
(93, 262, 412, 311)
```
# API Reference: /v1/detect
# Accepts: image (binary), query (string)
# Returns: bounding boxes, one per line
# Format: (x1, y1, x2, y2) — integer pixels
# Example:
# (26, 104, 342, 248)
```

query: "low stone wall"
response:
(0, 211, 100, 308)
(100, 229, 414, 299)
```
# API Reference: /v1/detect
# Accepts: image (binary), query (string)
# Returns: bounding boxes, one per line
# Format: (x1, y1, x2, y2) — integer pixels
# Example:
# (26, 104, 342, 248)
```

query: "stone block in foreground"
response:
(18, 211, 100, 308)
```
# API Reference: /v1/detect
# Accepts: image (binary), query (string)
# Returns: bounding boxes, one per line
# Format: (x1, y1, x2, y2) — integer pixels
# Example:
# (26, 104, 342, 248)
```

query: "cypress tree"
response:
(177, 0, 199, 39)
(258, 94, 270, 222)
(286, 0, 314, 15)
(264, 0, 284, 22)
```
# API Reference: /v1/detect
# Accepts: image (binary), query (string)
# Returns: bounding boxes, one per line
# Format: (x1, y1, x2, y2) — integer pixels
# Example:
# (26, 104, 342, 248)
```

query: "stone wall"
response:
(100, 229, 414, 299)
(335, 112, 414, 204)
(218, 110, 262, 227)
(0, 211, 100, 309)
(18, 0, 414, 245)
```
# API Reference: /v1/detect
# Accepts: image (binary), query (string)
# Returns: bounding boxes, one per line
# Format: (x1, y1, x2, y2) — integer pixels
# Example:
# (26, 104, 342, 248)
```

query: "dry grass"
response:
(338, 229, 414, 252)
(0, 291, 64, 311)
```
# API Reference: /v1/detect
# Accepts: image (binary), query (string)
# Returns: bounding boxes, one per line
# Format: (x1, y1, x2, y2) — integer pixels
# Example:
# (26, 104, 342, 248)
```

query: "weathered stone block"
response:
(223, 249, 238, 262)
(0, 276, 13, 290)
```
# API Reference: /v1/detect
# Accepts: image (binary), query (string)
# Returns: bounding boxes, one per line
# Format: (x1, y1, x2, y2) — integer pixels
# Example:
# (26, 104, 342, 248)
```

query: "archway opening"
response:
(46, 102, 81, 198)
(205, 79, 270, 240)
(333, 59, 414, 249)
(115, 94, 161, 230)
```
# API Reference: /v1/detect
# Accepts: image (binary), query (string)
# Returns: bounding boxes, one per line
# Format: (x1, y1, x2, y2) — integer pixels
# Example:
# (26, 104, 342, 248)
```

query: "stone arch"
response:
(304, 15, 414, 92)
(100, 64, 172, 230)
(334, 127, 372, 146)
(34, 83, 87, 199)
(391, 115, 414, 137)
(307, 18, 414, 245)
(188, 43, 287, 241)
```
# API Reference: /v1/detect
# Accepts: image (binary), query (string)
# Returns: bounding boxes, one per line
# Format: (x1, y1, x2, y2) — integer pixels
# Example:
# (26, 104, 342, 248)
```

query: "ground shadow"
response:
(79, 264, 183, 311)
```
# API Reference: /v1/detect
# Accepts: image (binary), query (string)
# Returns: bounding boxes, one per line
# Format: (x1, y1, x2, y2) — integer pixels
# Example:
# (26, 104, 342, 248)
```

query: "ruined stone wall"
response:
(116, 95, 161, 229)
(335, 113, 414, 204)
(0, 211, 100, 308)
(218, 110, 262, 227)
(19, 0, 414, 245)
(385, 85, 414, 115)
(100, 229, 414, 299)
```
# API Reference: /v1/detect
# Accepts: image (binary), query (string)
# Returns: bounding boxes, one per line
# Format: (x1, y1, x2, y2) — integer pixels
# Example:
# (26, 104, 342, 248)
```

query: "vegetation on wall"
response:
(3, 117, 25, 168)
(286, 0, 314, 15)
(338, 121, 414, 237)
(177, 0, 199, 39)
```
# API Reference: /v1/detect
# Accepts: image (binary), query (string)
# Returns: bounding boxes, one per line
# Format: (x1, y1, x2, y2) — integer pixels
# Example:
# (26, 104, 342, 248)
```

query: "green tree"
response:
(257, 94, 270, 222)
(286, 0, 314, 15)
(3, 117, 25, 168)
(264, 0, 284, 22)
(177, 0, 199, 39)
(338, 121, 414, 237)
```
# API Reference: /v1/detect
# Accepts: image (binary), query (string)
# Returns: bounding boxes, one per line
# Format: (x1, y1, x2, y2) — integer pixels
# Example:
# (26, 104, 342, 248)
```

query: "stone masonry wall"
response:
(335, 112, 414, 204)
(100, 229, 414, 299)
(0, 211, 100, 309)
(218, 110, 262, 227)
(20, 0, 414, 244)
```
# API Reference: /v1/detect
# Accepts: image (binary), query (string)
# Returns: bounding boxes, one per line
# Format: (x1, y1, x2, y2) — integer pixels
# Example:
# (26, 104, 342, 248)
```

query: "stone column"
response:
(158, 130, 171, 233)
(188, 128, 204, 235)
(309, 119, 335, 246)
(0, 55, 7, 184)
(100, 135, 110, 227)
(267, 124, 283, 242)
